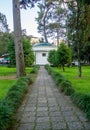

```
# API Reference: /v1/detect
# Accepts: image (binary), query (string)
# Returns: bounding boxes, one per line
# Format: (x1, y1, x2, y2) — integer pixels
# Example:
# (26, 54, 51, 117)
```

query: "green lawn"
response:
(0, 66, 33, 100)
(54, 66, 90, 94)
(0, 79, 15, 99)
(0, 66, 32, 76)
(0, 66, 16, 76)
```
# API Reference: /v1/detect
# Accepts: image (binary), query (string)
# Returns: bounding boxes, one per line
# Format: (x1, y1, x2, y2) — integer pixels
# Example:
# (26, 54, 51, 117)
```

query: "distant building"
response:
(32, 42, 57, 65)
(30, 35, 40, 44)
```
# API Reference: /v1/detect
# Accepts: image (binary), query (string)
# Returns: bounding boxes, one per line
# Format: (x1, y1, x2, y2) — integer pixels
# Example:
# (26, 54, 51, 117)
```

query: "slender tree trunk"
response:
(12, 0, 26, 77)
(56, 28, 59, 46)
(43, 17, 48, 43)
(77, 46, 82, 77)
(76, 5, 82, 77)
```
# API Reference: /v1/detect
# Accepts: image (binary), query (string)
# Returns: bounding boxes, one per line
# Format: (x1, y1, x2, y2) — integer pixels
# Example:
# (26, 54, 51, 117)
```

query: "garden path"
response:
(13, 66, 90, 130)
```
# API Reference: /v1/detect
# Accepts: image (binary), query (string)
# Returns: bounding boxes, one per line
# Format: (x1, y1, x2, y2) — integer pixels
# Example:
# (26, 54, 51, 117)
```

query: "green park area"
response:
(0, 66, 32, 100)
(54, 66, 90, 94)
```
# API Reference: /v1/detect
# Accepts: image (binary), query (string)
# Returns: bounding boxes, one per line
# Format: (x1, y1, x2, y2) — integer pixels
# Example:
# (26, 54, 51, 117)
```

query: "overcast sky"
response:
(0, 0, 41, 37)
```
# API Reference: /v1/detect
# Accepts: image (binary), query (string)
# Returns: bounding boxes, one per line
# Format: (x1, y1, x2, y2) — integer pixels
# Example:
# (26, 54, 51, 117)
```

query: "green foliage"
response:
(46, 65, 90, 119)
(0, 101, 13, 130)
(60, 80, 75, 95)
(30, 65, 40, 73)
(71, 93, 90, 119)
(8, 36, 35, 67)
(45, 65, 74, 96)
(57, 42, 72, 69)
(48, 50, 59, 67)
(0, 12, 9, 32)
(7, 33, 16, 66)
(0, 76, 33, 130)
(22, 38, 34, 67)
(54, 66, 90, 94)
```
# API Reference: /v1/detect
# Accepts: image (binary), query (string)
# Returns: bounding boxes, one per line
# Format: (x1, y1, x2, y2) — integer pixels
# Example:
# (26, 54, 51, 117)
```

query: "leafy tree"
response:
(57, 42, 72, 71)
(8, 35, 35, 67)
(36, 0, 66, 44)
(0, 12, 9, 55)
(65, 0, 90, 77)
(22, 37, 34, 67)
(48, 50, 58, 67)
(0, 12, 9, 32)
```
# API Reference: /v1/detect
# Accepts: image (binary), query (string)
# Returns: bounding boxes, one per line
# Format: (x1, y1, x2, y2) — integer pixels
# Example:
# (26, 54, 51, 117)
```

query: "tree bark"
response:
(12, 0, 26, 77)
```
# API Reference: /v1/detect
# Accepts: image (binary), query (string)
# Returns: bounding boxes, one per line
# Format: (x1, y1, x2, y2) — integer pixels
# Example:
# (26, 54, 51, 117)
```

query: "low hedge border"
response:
(0, 76, 33, 130)
(45, 64, 75, 96)
(30, 65, 40, 74)
(45, 64, 90, 119)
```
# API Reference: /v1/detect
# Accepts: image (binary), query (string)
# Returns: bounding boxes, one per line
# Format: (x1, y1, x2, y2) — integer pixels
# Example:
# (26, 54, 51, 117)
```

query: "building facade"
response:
(32, 42, 57, 65)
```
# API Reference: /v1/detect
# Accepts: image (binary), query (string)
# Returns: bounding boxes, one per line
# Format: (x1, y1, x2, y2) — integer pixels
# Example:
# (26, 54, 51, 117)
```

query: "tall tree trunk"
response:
(77, 46, 82, 77)
(43, 17, 48, 43)
(12, 0, 26, 77)
(56, 28, 59, 46)
(76, 4, 82, 77)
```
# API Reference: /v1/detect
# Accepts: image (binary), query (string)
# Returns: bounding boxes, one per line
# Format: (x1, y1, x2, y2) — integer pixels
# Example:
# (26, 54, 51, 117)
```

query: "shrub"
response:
(30, 65, 39, 73)
(0, 76, 33, 130)
(71, 93, 90, 119)
(59, 80, 75, 95)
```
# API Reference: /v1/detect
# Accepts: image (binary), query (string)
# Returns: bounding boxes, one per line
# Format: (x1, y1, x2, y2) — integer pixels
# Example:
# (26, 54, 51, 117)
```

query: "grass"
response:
(0, 67, 16, 76)
(0, 80, 15, 100)
(0, 66, 33, 100)
(54, 66, 90, 94)
(0, 66, 33, 76)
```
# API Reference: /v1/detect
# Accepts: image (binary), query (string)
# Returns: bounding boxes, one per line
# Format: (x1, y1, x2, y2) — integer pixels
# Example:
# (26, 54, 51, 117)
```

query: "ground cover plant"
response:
(45, 65, 90, 119)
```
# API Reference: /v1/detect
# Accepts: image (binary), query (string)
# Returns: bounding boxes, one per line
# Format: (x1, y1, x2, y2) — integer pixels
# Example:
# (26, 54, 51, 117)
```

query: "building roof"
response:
(33, 42, 53, 47)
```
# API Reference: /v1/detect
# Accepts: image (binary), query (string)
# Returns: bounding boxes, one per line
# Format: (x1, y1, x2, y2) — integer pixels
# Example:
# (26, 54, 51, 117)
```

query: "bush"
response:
(0, 76, 33, 130)
(71, 93, 90, 119)
(30, 65, 39, 73)
(60, 80, 75, 95)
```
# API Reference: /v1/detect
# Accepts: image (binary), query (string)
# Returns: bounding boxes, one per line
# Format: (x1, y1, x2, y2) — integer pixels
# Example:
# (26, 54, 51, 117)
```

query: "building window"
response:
(42, 53, 46, 57)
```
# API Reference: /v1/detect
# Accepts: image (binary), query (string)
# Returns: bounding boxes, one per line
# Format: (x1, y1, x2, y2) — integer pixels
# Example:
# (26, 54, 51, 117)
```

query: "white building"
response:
(32, 42, 57, 65)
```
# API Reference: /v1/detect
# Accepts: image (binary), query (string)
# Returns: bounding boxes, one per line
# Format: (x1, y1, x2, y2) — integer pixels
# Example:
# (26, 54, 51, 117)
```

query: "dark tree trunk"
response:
(13, 0, 26, 77)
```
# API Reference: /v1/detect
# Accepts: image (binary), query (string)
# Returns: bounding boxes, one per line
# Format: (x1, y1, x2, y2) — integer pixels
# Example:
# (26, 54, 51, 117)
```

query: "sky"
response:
(0, 0, 41, 37)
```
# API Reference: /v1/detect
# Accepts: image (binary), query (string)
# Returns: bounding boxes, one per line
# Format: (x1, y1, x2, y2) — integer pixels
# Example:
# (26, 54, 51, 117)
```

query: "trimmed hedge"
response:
(45, 65, 90, 120)
(71, 93, 90, 119)
(45, 65, 75, 96)
(0, 76, 33, 130)
(30, 65, 40, 74)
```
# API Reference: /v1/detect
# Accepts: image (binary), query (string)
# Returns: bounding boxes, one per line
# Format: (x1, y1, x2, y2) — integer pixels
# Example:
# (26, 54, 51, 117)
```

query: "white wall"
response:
(35, 51, 49, 65)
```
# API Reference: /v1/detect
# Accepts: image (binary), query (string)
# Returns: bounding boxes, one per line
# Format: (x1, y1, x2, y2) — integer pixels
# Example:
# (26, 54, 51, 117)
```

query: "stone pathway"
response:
(13, 66, 90, 130)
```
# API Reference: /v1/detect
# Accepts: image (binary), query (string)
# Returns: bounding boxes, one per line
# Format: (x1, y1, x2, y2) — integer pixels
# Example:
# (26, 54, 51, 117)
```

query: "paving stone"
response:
(23, 111, 36, 117)
(37, 111, 49, 117)
(52, 121, 67, 130)
(37, 107, 48, 112)
(50, 111, 62, 117)
(37, 103, 48, 107)
(64, 115, 79, 122)
(67, 121, 84, 130)
(49, 106, 60, 112)
(35, 122, 51, 130)
(51, 116, 64, 122)
(36, 117, 50, 123)
(17, 123, 35, 130)
(24, 107, 36, 112)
